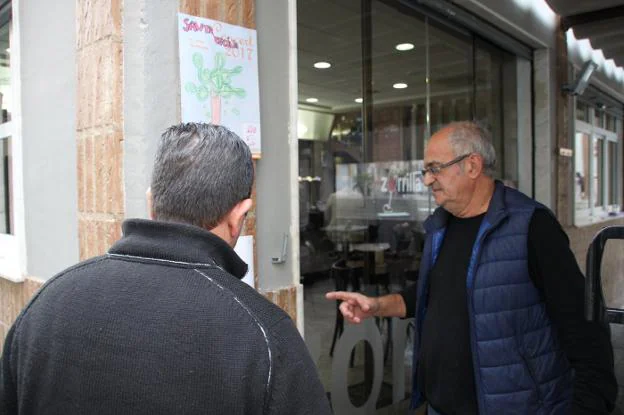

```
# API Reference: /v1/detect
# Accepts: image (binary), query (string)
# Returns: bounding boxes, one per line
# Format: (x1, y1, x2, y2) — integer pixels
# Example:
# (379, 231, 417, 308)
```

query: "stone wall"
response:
(76, 0, 125, 260)
(0, 278, 43, 343)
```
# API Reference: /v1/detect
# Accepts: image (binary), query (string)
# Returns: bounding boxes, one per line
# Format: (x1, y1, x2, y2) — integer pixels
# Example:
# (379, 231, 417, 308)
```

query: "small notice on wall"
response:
(234, 235, 255, 288)
(178, 13, 261, 157)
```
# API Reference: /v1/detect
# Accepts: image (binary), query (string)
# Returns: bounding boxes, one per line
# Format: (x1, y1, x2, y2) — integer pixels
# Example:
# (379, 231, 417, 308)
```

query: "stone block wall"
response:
(76, 0, 125, 260)
(0, 278, 44, 344)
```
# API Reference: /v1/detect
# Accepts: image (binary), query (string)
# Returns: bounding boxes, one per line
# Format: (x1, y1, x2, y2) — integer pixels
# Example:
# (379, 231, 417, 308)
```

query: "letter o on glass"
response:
(331, 318, 383, 414)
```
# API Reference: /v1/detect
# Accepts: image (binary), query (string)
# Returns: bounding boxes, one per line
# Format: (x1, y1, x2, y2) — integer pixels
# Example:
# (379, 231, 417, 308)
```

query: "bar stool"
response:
(329, 259, 362, 358)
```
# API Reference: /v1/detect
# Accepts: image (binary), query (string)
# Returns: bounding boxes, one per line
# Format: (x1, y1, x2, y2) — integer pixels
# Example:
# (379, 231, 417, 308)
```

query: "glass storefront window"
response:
(606, 114, 617, 132)
(475, 40, 518, 186)
(575, 132, 590, 210)
(574, 98, 621, 225)
(593, 137, 604, 207)
(595, 109, 605, 129)
(0, 13, 10, 123)
(576, 102, 588, 122)
(0, 4, 10, 234)
(0, 136, 10, 233)
(608, 141, 617, 206)
(297, 0, 525, 411)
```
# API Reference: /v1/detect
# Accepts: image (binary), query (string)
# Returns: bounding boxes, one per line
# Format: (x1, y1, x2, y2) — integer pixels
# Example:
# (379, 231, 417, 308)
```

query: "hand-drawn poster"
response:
(178, 13, 261, 157)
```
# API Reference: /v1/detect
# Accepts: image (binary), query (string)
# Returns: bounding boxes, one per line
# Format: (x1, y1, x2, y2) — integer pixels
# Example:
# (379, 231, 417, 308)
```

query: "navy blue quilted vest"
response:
(410, 181, 574, 414)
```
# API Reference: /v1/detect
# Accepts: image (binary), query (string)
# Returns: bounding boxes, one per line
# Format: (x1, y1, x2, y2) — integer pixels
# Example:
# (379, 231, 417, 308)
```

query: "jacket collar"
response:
(424, 180, 508, 232)
(108, 219, 248, 279)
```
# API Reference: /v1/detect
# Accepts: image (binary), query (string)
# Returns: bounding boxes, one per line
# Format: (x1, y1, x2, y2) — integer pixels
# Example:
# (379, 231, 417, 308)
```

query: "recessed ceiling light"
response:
(395, 43, 414, 51)
(355, 98, 363, 103)
(313, 61, 331, 69)
(393, 83, 408, 89)
(306, 97, 319, 103)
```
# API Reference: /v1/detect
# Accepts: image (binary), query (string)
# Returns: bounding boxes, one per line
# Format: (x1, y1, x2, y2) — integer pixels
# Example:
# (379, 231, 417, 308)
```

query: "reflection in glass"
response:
(297, 0, 524, 410)
(0, 9, 10, 124)
(574, 132, 590, 210)
(608, 141, 617, 206)
(595, 110, 605, 129)
(475, 40, 518, 186)
(593, 137, 604, 207)
(0, 137, 10, 234)
(606, 114, 617, 132)
(576, 102, 588, 122)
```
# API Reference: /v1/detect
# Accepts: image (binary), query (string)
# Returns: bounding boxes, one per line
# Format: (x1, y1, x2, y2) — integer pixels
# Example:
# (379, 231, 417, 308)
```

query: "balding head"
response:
(442, 122, 496, 177)
(423, 121, 497, 217)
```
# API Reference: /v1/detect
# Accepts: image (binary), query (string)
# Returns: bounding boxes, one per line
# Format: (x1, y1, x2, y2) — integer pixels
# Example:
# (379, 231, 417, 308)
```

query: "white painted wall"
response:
(255, 0, 301, 293)
(19, 0, 79, 279)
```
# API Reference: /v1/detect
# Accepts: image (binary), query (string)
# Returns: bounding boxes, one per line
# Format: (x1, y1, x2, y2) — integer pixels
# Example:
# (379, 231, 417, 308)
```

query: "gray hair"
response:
(446, 121, 497, 177)
(150, 123, 254, 229)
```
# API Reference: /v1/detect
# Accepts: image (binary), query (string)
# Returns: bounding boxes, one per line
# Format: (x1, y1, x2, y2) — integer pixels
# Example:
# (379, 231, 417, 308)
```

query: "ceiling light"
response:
(5, 48, 9, 53)
(355, 98, 363, 103)
(393, 83, 408, 89)
(306, 97, 319, 103)
(313, 61, 331, 69)
(395, 43, 414, 51)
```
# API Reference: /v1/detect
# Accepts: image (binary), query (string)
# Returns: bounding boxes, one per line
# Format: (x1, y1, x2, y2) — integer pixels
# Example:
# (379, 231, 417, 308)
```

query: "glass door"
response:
(296, 1, 525, 412)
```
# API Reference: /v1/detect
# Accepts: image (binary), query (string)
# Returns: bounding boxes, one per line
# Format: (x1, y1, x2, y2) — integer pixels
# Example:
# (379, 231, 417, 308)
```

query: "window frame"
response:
(574, 114, 621, 227)
(0, 2, 25, 282)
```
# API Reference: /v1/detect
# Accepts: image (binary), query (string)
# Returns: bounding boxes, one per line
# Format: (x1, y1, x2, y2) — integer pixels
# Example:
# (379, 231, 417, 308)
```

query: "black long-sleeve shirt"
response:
(400, 210, 617, 414)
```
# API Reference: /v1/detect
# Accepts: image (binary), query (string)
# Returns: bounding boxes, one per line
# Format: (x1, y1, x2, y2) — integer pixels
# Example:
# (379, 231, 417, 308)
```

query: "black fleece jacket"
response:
(1, 219, 331, 415)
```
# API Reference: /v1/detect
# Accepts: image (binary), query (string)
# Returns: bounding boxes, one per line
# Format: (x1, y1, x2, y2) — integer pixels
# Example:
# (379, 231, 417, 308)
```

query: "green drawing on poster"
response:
(185, 52, 246, 124)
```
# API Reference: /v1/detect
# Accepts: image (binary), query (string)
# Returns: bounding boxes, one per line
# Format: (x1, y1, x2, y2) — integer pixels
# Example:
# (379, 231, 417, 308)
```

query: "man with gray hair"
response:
(1, 123, 332, 414)
(328, 121, 616, 414)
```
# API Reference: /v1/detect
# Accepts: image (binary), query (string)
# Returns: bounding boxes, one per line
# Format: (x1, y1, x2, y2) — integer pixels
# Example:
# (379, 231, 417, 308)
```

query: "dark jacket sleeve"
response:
(528, 210, 617, 414)
(399, 282, 418, 319)
(265, 317, 332, 415)
(0, 324, 18, 414)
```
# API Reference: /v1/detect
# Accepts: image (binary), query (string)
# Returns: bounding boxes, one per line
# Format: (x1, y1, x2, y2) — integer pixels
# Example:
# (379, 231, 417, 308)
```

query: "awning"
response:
(545, 0, 624, 68)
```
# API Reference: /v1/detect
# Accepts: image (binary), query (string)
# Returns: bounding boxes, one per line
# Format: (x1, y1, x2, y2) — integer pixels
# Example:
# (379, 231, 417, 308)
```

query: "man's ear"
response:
(146, 187, 155, 219)
(466, 154, 483, 179)
(227, 198, 253, 240)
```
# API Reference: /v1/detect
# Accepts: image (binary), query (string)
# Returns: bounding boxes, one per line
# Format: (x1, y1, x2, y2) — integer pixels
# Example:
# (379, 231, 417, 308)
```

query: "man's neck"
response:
(454, 178, 496, 218)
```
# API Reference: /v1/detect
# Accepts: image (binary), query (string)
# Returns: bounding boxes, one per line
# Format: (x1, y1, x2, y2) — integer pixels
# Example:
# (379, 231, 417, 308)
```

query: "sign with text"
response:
(178, 13, 261, 157)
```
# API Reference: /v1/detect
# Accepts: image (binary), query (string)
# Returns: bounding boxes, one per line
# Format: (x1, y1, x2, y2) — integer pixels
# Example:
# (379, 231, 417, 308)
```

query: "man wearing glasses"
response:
(327, 121, 616, 414)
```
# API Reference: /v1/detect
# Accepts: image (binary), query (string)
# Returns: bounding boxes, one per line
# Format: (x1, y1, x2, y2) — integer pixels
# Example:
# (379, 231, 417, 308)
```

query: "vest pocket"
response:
(519, 352, 544, 407)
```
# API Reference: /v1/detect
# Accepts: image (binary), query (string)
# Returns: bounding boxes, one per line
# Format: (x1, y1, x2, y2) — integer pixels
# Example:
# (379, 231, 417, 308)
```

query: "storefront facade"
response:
(0, 0, 622, 412)
(296, 0, 624, 411)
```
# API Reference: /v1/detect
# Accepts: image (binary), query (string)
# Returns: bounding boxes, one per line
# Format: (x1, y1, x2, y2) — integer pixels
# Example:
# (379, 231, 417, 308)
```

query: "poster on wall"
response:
(178, 13, 261, 157)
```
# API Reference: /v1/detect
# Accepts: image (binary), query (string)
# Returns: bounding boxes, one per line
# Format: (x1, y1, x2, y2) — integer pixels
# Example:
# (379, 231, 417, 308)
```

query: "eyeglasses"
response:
(421, 153, 471, 177)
